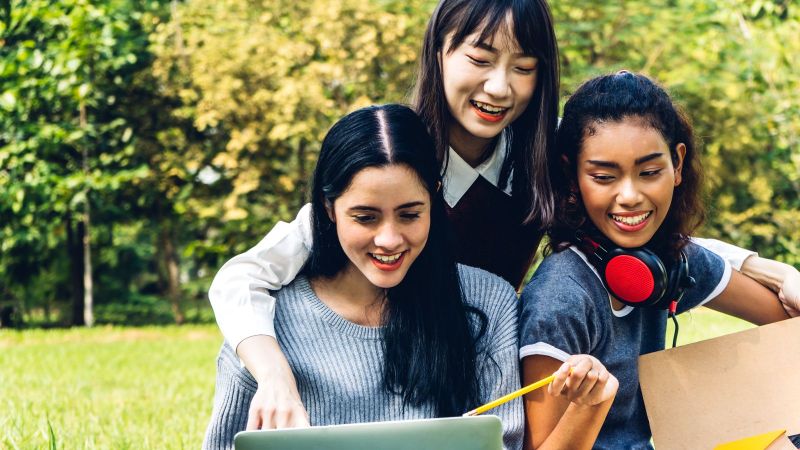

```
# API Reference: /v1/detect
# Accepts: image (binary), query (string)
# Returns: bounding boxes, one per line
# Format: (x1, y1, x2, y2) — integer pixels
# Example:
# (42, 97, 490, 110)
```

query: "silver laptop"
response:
(234, 415, 504, 450)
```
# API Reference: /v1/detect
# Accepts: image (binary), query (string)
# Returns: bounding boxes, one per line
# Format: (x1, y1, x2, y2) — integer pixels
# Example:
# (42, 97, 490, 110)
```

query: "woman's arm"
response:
(522, 355, 617, 450)
(692, 238, 800, 316)
(208, 203, 314, 429)
(739, 256, 800, 317)
(705, 269, 791, 325)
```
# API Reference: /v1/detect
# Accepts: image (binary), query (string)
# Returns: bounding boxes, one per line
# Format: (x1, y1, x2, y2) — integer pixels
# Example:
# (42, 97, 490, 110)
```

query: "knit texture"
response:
(203, 264, 523, 450)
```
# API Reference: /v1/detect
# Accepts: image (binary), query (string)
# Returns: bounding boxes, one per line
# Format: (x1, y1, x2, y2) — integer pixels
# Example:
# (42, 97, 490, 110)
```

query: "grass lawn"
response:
(0, 308, 753, 449)
(0, 325, 222, 449)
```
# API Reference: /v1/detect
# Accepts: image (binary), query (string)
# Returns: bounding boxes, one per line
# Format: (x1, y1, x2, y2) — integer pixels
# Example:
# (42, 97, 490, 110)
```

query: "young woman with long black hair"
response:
(202, 104, 617, 449)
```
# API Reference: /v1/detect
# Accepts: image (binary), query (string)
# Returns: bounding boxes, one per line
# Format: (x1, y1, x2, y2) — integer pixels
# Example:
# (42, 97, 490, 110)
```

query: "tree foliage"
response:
(1, 0, 798, 326)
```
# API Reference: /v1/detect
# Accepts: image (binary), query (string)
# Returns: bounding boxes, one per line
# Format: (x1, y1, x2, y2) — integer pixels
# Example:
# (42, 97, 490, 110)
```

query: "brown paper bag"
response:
(638, 316, 800, 450)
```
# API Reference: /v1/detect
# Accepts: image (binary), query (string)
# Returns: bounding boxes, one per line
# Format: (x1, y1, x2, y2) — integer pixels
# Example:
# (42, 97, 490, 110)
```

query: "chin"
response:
(606, 232, 655, 249)
(367, 273, 405, 290)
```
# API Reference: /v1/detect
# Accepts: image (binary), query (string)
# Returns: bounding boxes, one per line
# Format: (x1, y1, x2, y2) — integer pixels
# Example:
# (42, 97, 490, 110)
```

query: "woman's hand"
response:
(548, 354, 618, 407)
(247, 376, 310, 429)
(237, 335, 310, 429)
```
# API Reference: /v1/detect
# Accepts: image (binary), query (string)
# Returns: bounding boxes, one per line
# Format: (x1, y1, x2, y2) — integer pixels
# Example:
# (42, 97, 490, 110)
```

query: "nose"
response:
(617, 177, 644, 207)
(374, 221, 403, 251)
(483, 68, 510, 99)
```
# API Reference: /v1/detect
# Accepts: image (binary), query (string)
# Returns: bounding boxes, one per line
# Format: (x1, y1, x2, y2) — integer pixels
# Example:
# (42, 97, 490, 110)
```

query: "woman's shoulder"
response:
(520, 247, 601, 307)
(528, 247, 597, 287)
(456, 264, 517, 314)
(457, 264, 517, 299)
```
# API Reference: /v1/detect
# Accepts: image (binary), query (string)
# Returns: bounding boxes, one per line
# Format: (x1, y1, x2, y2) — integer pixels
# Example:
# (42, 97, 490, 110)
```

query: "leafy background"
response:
(2, 0, 798, 326)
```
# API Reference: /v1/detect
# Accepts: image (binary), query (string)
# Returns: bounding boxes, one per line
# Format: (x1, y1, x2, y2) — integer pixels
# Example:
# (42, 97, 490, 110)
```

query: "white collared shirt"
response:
(442, 131, 513, 207)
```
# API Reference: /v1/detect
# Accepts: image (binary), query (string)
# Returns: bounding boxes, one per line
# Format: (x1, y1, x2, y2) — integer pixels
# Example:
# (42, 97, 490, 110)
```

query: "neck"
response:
(310, 265, 386, 327)
(448, 126, 496, 168)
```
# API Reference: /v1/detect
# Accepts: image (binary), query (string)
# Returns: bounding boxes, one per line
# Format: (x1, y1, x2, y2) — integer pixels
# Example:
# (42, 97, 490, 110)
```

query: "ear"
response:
(324, 199, 336, 223)
(673, 143, 686, 186)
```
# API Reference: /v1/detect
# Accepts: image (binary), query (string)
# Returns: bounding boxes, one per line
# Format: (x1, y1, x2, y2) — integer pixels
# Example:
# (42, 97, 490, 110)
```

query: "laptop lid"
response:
(234, 415, 503, 450)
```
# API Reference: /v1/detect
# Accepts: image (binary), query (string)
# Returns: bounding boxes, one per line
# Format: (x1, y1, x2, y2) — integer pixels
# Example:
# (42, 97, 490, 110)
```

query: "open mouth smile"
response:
(609, 211, 652, 231)
(470, 100, 509, 122)
(369, 252, 406, 271)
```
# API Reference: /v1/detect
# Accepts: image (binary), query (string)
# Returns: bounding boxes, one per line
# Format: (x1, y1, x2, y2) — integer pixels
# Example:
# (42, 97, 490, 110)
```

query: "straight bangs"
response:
(445, 0, 551, 62)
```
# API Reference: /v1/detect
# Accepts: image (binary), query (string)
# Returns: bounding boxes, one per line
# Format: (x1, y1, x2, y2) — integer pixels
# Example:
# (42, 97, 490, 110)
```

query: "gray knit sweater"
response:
(203, 264, 523, 450)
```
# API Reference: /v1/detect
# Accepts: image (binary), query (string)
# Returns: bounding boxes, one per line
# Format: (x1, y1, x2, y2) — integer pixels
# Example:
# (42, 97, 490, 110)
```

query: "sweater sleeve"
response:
(202, 343, 257, 450)
(208, 204, 313, 350)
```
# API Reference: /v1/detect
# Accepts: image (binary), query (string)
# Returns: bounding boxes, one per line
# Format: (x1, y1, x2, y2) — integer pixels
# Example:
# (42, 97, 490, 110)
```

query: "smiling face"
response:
(577, 119, 685, 248)
(440, 18, 538, 158)
(327, 164, 431, 292)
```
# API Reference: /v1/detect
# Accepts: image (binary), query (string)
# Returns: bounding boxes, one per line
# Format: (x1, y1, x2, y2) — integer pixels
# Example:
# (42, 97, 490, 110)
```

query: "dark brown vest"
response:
(445, 175, 544, 289)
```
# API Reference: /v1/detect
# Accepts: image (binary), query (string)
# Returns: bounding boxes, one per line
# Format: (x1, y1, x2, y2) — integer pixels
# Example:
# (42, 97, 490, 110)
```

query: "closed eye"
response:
(590, 174, 615, 183)
(466, 55, 490, 66)
(352, 214, 376, 224)
(399, 212, 421, 221)
(641, 168, 664, 177)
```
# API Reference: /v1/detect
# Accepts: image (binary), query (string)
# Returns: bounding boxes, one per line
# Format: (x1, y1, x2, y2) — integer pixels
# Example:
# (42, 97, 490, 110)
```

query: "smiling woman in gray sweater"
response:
(202, 104, 525, 450)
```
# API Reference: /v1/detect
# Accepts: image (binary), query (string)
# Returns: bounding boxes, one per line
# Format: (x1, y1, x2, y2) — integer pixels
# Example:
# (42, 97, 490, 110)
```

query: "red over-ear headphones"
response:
(574, 231, 695, 312)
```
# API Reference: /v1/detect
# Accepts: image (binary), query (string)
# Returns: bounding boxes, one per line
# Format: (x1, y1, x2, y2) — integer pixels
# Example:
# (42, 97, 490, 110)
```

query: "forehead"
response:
(472, 16, 521, 52)
(336, 165, 429, 206)
(579, 121, 669, 161)
(449, 12, 523, 54)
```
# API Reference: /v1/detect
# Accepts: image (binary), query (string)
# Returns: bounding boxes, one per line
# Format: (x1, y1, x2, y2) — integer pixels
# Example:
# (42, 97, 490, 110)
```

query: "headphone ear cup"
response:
(603, 248, 667, 307)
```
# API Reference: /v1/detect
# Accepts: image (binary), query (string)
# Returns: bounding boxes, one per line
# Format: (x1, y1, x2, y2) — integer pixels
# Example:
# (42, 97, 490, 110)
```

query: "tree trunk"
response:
(67, 205, 86, 326)
(80, 102, 94, 327)
(159, 224, 184, 324)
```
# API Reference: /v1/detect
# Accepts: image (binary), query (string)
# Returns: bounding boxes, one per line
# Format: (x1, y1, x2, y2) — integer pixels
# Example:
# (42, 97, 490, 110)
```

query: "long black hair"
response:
(550, 71, 705, 256)
(413, 0, 560, 227)
(304, 104, 487, 416)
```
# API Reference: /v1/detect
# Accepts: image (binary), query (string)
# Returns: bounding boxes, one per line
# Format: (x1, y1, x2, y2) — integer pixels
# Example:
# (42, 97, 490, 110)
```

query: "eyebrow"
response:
(471, 40, 532, 58)
(348, 201, 426, 212)
(585, 152, 665, 168)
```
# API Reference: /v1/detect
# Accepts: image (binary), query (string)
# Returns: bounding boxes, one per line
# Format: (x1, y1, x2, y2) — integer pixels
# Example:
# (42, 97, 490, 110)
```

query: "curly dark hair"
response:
(548, 71, 705, 257)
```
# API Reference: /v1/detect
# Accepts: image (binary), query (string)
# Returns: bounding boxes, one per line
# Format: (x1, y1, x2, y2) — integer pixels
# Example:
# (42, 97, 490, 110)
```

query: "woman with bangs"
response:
(205, 0, 800, 438)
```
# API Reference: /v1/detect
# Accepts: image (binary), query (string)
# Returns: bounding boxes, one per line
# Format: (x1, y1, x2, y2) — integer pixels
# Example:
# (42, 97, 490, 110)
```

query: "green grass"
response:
(0, 310, 753, 449)
(667, 306, 755, 346)
(0, 325, 222, 450)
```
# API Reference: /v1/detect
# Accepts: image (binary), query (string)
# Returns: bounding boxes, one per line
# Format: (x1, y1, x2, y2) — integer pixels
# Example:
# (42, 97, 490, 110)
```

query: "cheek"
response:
(411, 217, 431, 249)
(515, 74, 537, 102)
(336, 222, 366, 252)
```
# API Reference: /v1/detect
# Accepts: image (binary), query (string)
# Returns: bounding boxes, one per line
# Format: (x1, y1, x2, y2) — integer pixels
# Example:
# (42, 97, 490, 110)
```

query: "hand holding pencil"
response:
(464, 354, 617, 416)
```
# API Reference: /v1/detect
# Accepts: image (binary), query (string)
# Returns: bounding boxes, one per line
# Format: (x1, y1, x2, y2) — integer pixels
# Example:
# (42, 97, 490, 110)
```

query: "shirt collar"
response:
(442, 130, 513, 208)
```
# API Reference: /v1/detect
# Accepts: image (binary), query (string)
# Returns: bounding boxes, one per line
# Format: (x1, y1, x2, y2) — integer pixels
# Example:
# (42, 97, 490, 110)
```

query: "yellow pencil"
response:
(463, 373, 557, 417)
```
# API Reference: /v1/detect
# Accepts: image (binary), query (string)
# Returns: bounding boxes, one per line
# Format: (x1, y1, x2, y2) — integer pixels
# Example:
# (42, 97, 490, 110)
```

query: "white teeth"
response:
(472, 100, 507, 114)
(610, 212, 652, 226)
(371, 253, 401, 263)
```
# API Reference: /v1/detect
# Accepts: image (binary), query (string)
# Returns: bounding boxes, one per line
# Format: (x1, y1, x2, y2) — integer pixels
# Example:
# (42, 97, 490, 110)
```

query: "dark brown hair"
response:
(549, 71, 705, 257)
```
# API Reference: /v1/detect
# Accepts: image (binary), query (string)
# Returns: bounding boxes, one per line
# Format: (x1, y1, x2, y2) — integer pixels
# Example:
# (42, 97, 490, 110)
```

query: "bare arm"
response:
(522, 355, 617, 450)
(705, 268, 790, 325)
(692, 238, 799, 316)
(739, 255, 800, 317)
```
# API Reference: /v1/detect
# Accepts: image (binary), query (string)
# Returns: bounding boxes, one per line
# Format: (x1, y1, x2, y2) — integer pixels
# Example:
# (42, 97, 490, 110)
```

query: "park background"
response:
(1, 0, 798, 448)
